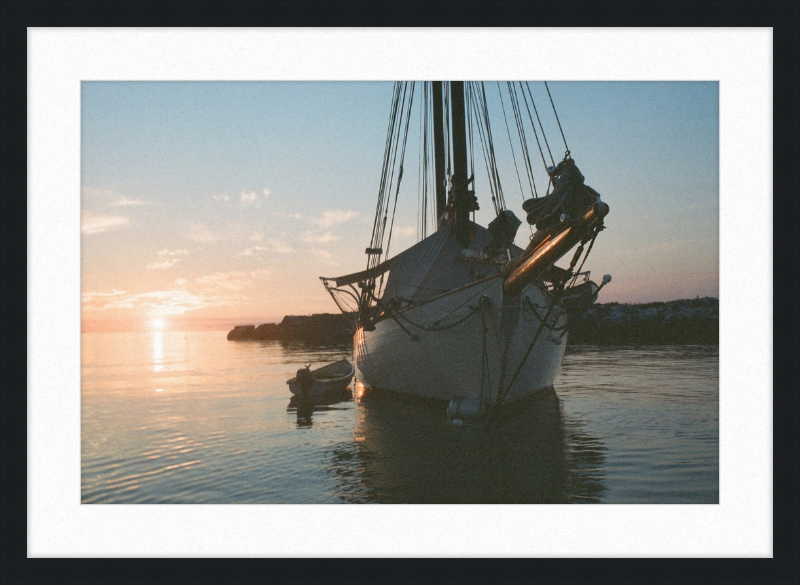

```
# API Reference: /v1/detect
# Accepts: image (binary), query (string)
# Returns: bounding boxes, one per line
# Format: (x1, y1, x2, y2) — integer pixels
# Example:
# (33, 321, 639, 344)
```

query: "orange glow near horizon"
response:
(79, 271, 720, 335)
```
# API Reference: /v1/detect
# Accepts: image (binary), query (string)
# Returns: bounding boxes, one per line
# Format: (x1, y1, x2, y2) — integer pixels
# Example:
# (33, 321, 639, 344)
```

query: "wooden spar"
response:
(450, 81, 471, 246)
(327, 261, 392, 288)
(503, 201, 609, 296)
(432, 82, 447, 221)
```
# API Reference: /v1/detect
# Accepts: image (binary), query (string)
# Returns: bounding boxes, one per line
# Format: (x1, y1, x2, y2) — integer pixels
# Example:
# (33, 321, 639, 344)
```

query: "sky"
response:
(81, 81, 718, 332)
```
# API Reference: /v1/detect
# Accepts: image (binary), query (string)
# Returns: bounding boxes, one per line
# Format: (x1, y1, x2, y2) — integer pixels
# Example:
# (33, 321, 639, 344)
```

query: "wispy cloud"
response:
(147, 249, 189, 269)
(81, 289, 126, 303)
(83, 188, 148, 207)
(111, 198, 148, 206)
(186, 223, 223, 243)
(237, 238, 293, 258)
(266, 238, 292, 254)
(137, 290, 225, 316)
(82, 188, 119, 200)
(393, 226, 416, 237)
(196, 269, 271, 291)
(147, 259, 182, 270)
(310, 210, 359, 228)
(249, 232, 264, 242)
(81, 211, 130, 235)
(82, 288, 230, 315)
(310, 248, 339, 266)
(214, 188, 270, 205)
(273, 211, 304, 221)
(238, 246, 268, 258)
(300, 231, 338, 243)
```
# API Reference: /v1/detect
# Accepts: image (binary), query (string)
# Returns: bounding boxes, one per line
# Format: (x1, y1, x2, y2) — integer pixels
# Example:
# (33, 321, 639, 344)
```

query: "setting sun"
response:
(152, 319, 164, 330)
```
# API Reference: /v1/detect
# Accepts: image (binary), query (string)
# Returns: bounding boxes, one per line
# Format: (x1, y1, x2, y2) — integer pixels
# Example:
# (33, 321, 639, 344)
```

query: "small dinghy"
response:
(287, 359, 355, 397)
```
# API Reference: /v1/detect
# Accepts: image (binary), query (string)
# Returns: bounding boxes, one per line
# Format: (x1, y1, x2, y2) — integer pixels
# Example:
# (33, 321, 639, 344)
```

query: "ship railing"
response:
(541, 270, 591, 292)
(570, 270, 591, 285)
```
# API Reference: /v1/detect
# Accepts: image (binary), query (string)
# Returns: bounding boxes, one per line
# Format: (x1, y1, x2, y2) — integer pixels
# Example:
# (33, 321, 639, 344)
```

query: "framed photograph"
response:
(3, 2, 797, 583)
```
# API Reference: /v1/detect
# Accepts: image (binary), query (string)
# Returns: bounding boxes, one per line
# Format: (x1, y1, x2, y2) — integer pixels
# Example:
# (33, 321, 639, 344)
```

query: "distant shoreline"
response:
(227, 313, 355, 343)
(227, 297, 718, 345)
(569, 297, 718, 345)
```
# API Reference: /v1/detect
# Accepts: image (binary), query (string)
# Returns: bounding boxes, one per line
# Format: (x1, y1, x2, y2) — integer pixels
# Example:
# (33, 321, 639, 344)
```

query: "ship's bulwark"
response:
(355, 277, 568, 404)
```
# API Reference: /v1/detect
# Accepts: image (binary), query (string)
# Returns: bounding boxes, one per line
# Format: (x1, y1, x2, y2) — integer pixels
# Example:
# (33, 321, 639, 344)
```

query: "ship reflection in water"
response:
(325, 381, 606, 504)
(287, 389, 354, 429)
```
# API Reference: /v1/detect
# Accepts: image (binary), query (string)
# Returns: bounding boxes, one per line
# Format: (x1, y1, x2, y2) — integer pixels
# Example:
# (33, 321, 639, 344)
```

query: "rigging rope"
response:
(444, 83, 451, 181)
(480, 305, 490, 409)
(494, 298, 562, 411)
(371, 83, 405, 263)
(468, 82, 503, 216)
(523, 297, 569, 331)
(370, 80, 572, 271)
(466, 82, 475, 198)
(517, 81, 549, 172)
(382, 82, 415, 277)
(496, 82, 527, 204)
(390, 277, 498, 332)
(475, 82, 507, 213)
(544, 81, 570, 157)
(417, 84, 425, 242)
(524, 82, 555, 166)
(367, 82, 402, 267)
(568, 225, 601, 288)
(507, 82, 538, 199)
(496, 82, 534, 236)
(362, 81, 416, 304)
(417, 82, 435, 241)
(364, 80, 577, 316)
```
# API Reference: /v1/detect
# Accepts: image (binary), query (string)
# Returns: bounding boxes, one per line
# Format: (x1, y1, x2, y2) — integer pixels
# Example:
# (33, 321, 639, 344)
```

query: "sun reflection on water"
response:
(153, 331, 163, 372)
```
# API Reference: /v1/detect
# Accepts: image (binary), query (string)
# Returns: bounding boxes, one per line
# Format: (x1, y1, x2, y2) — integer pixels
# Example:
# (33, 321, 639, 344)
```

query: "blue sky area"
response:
(81, 81, 719, 330)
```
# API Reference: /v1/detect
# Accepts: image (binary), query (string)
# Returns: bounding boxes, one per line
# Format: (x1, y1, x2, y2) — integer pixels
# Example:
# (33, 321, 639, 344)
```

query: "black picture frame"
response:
(2, 1, 797, 583)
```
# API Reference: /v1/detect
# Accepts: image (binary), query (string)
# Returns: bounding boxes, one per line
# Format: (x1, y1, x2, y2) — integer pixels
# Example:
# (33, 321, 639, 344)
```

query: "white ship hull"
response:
(354, 277, 568, 405)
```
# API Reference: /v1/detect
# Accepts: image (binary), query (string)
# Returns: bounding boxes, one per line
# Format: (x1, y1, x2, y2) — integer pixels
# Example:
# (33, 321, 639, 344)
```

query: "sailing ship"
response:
(322, 82, 610, 415)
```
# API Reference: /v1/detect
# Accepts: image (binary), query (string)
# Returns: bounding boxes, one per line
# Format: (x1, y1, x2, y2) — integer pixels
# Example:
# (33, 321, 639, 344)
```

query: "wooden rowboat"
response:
(287, 359, 355, 397)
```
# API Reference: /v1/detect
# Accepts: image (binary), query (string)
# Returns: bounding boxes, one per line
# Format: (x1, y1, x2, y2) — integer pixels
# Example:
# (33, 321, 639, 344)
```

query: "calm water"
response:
(82, 331, 718, 503)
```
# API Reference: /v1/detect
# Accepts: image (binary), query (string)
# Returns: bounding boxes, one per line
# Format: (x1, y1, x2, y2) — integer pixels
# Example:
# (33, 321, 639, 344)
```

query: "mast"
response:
(432, 82, 447, 221)
(450, 81, 471, 246)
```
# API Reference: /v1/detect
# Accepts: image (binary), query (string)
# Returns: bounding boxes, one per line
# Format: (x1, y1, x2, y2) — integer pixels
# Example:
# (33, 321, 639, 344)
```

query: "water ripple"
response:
(82, 333, 717, 503)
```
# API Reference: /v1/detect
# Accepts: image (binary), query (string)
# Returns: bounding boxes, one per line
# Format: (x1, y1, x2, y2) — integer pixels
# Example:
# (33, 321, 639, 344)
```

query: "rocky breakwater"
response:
(569, 297, 718, 344)
(227, 313, 355, 343)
